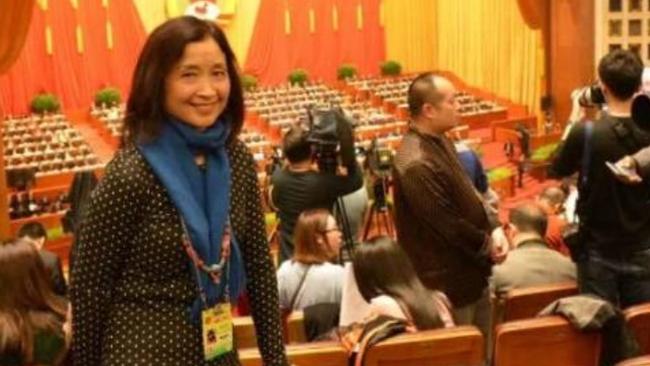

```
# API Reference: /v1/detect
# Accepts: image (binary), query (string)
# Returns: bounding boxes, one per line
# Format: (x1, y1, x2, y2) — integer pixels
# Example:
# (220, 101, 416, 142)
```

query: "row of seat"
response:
(238, 316, 613, 366)
(2, 115, 103, 176)
(234, 283, 650, 365)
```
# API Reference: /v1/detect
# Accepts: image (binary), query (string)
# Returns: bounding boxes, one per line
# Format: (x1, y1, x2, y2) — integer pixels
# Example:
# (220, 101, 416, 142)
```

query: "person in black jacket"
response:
(549, 49, 650, 308)
(18, 222, 68, 298)
(270, 125, 363, 264)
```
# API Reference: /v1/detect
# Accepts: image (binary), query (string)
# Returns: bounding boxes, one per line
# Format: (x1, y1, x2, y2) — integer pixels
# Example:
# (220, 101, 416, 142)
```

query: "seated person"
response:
(0, 239, 70, 365)
(277, 209, 345, 311)
(454, 141, 489, 194)
(536, 186, 570, 256)
(491, 202, 577, 298)
(352, 236, 454, 331)
(18, 222, 67, 297)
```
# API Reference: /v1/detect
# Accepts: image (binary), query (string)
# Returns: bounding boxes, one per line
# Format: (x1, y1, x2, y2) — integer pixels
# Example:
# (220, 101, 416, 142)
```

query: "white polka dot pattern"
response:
(70, 140, 288, 365)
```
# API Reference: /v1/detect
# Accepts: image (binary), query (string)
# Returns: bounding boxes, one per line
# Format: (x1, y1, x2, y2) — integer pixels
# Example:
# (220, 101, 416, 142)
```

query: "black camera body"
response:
(575, 83, 606, 107)
(366, 139, 393, 178)
(305, 107, 356, 173)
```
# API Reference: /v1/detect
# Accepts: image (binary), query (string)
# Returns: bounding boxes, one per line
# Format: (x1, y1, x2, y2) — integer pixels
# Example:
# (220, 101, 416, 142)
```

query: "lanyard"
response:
(180, 218, 232, 307)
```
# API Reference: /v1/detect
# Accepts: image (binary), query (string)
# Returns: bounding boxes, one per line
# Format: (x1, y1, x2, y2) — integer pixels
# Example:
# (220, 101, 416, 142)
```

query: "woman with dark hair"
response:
(0, 240, 70, 365)
(71, 16, 287, 365)
(352, 236, 454, 330)
(277, 209, 345, 311)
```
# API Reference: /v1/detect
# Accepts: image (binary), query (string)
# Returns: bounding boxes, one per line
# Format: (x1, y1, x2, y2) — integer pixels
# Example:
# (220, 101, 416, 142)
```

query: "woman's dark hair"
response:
(123, 16, 244, 146)
(353, 236, 443, 330)
(0, 239, 67, 362)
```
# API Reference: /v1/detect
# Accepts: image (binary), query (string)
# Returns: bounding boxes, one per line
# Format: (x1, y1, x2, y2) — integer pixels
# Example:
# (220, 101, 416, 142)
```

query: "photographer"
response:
(549, 49, 650, 308)
(270, 123, 363, 264)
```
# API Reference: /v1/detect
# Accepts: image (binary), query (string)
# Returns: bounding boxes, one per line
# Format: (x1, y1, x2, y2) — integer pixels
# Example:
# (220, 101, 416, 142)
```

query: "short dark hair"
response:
(407, 72, 444, 117)
(282, 125, 311, 163)
(539, 186, 566, 206)
(123, 16, 244, 146)
(17, 222, 47, 241)
(598, 49, 643, 101)
(509, 203, 548, 237)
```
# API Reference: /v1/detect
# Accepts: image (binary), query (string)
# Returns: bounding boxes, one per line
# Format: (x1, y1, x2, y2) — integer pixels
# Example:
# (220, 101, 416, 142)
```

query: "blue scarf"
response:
(137, 117, 246, 322)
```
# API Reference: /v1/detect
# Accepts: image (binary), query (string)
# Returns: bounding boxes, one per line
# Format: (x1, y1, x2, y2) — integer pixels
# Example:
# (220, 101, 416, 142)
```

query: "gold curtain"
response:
(0, 0, 35, 74)
(133, 0, 260, 66)
(132, 0, 172, 33)
(223, 0, 260, 65)
(383, 0, 437, 73)
(436, 0, 544, 115)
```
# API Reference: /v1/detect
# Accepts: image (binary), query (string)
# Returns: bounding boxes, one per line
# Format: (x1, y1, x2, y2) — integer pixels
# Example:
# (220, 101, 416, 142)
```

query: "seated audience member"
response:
(454, 141, 489, 194)
(0, 239, 70, 365)
(277, 209, 345, 311)
(353, 236, 454, 330)
(491, 203, 577, 298)
(536, 186, 570, 256)
(18, 222, 67, 297)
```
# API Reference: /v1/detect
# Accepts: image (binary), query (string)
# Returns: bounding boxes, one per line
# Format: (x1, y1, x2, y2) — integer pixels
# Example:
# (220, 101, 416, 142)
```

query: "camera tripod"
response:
(334, 197, 356, 263)
(362, 176, 395, 241)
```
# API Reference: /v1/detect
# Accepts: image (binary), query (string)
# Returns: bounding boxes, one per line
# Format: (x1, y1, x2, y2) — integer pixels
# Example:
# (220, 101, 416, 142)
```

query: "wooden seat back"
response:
(624, 302, 650, 355)
(503, 282, 578, 321)
(494, 315, 601, 366)
(363, 326, 484, 366)
(239, 341, 347, 366)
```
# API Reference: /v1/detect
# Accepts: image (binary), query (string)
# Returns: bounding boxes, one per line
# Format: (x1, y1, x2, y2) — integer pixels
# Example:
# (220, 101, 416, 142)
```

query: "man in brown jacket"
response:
(392, 72, 507, 344)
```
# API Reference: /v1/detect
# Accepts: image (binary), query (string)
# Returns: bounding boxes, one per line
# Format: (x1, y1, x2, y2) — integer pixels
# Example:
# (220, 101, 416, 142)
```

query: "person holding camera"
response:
(392, 73, 508, 352)
(270, 124, 363, 264)
(549, 49, 650, 308)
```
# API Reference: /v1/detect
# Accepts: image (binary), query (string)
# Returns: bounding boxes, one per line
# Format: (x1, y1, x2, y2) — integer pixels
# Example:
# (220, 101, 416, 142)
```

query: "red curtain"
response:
(0, 0, 35, 75)
(244, 0, 385, 85)
(517, 0, 545, 30)
(0, 0, 146, 115)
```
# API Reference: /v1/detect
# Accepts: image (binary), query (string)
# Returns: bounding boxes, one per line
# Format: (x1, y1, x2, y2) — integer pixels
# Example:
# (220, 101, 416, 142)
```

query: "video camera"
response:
(305, 106, 356, 173)
(573, 83, 606, 108)
(365, 139, 394, 178)
(362, 139, 394, 209)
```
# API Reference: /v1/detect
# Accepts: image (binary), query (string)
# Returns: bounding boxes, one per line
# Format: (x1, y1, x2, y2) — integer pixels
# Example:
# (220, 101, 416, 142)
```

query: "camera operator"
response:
(549, 49, 650, 308)
(269, 124, 363, 264)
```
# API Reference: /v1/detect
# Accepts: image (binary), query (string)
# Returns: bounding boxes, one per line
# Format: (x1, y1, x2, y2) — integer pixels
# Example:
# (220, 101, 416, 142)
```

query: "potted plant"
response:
(380, 60, 402, 76)
(30, 93, 61, 115)
(529, 143, 559, 181)
(337, 64, 357, 80)
(288, 69, 309, 86)
(94, 87, 121, 108)
(241, 74, 258, 91)
(487, 166, 515, 198)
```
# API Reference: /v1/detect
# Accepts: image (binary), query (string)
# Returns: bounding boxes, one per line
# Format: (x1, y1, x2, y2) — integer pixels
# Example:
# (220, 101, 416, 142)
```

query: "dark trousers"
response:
(578, 247, 650, 308)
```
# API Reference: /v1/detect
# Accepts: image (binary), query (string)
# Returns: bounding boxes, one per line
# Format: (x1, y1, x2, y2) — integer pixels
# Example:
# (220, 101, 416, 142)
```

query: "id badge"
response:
(201, 302, 233, 361)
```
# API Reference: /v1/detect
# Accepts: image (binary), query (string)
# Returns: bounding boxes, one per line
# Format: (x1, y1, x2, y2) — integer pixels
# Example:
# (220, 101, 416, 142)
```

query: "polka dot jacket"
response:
(70, 141, 288, 366)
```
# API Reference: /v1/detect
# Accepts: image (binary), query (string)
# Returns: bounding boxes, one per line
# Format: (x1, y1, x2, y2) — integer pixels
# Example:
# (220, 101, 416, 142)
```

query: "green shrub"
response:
(288, 69, 309, 86)
(337, 64, 357, 80)
(380, 60, 402, 76)
(241, 74, 258, 91)
(530, 143, 559, 163)
(30, 93, 60, 114)
(487, 166, 514, 182)
(94, 87, 121, 107)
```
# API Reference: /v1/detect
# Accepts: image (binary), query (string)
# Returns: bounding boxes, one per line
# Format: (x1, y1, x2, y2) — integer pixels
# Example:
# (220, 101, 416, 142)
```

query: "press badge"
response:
(201, 302, 233, 360)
